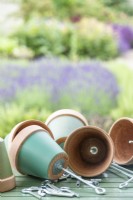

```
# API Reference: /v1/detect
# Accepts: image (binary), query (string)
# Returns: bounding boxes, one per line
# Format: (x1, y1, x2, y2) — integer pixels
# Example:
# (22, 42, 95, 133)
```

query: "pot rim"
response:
(0, 175, 16, 192)
(109, 117, 133, 135)
(7, 120, 54, 149)
(46, 109, 88, 126)
(56, 137, 66, 146)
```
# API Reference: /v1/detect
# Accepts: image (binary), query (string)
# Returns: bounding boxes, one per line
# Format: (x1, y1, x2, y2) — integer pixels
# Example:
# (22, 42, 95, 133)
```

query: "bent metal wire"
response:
(110, 162, 133, 188)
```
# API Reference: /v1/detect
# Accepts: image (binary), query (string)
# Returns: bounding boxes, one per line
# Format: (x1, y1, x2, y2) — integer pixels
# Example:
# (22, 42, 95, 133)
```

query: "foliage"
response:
(53, 0, 87, 19)
(76, 18, 118, 60)
(0, 58, 119, 137)
(0, 37, 18, 57)
(0, 103, 50, 138)
(12, 18, 118, 60)
(52, 0, 115, 22)
(108, 60, 133, 119)
(2, 1, 133, 60)
(101, 0, 133, 16)
(12, 19, 72, 58)
(19, 0, 126, 23)
(18, 0, 54, 21)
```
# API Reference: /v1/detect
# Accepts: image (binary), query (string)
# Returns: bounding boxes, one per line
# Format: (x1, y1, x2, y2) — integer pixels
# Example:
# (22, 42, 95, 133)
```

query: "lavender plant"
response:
(0, 58, 119, 116)
(0, 58, 120, 137)
(112, 24, 133, 53)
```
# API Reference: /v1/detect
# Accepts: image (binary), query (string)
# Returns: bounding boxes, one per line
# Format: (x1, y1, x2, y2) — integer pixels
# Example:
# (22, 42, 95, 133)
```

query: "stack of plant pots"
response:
(8, 120, 68, 180)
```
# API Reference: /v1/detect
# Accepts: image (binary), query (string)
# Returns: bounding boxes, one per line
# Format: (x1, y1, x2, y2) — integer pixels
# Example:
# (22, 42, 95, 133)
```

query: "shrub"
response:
(13, 19, 72, 57)
(75, 18, 118, 60)
(13, 18, 118, 60)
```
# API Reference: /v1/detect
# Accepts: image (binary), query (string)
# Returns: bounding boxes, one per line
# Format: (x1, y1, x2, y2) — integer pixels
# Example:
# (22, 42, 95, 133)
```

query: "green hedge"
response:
(12, 18, 118, 60)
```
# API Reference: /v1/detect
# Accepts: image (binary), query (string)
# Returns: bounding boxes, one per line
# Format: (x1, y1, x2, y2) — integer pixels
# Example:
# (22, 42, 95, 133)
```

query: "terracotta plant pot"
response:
(64, 126, 114, 177)
(46, 109, 88, 147)
(0, 137, 16, 192)
(109, 117, 133, 165)
(9, 120, 68, 180)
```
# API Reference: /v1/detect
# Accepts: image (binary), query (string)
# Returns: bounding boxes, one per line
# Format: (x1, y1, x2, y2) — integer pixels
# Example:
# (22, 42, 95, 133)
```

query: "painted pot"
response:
(46, 109, 88, 147)
(64, 126, 114, 177)
(0, 137, 16, 192)
(9, 120, 68, 180)
(109, 117, 133, 165)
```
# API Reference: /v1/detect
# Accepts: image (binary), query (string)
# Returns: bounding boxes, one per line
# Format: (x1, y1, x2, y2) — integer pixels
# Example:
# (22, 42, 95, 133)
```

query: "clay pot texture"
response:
(109, 117, 133, 165)
(0, 138, 16, 192)
(64, 126, 114, 177)
(9, 120, 68, 180)
(46, 109, 88, 147)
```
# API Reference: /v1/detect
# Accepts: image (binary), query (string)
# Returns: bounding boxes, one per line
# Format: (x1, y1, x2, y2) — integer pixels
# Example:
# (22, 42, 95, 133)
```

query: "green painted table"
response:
(1, 169, 133, 200)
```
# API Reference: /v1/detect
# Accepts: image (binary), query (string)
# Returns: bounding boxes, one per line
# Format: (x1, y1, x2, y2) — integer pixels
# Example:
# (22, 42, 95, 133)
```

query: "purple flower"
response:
(112, 24, 133, 53)
(0, 58, 119, 115)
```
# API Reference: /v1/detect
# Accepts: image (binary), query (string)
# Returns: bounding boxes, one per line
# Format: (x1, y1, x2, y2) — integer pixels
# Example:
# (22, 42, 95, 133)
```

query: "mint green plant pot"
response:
(5, 119, 52, 152)
(9, 120, 68, 180)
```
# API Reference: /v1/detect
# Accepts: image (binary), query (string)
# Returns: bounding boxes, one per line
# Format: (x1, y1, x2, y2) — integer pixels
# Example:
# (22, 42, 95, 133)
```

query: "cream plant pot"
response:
(46, 109, 88, 147)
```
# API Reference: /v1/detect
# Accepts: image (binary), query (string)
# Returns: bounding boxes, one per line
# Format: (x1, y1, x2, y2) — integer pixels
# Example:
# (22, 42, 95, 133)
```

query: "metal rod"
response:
(58, 167, 106, 195)
(110, 165, 132, 178)
(119, 176, 133, 189)
(112, 163, 133, 176)
(21, 188, 41, 199)
(109, 163, 133, 188)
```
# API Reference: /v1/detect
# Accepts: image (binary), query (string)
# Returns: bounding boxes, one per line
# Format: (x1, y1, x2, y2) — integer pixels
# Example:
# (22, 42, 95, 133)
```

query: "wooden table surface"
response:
(1, 168, 133, 200)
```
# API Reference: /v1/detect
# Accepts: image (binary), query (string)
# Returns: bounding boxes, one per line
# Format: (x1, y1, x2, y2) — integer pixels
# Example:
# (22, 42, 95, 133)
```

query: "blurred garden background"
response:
(0, 0, 133, 138)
